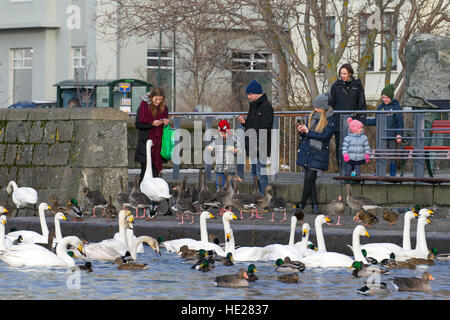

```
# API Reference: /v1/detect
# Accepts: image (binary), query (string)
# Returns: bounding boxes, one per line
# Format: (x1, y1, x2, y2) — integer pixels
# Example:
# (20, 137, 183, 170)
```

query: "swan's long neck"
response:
(315, 220, 326, 252)
(288, 216, 297, 246)
(39, 207, 49, 241)
(130, 236, 144, 260)
(200, 215, 208, 242)
(299, 229, 309, 252)
(415, 219, 428, 255)
(118, 214, 130, 251)
(7, 181, 17, 194)
(56, 236, 76, 267)
(222, 218, 234, 254)
(126, 228, 134, 251)
(54, 218, 63, 243)
(352, 229, 368, 264)
(0, 222, 6, 251)
(144, 140, 153, 180)
(402, 215, 412, 250)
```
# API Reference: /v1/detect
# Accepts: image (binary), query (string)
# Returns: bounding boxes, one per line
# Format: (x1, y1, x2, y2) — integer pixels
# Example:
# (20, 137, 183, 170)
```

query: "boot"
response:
(312, 204, 319, 215)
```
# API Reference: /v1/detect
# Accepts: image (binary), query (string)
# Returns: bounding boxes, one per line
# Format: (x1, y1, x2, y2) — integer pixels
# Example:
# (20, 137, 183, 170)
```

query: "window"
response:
(11, 48, 33, 103)
(72, 47, 86, 80)
(380, 13, 398, 71)
(359, 15, 375, 71)
(232, 52, 272, 72)
(147, 49, 174, 111)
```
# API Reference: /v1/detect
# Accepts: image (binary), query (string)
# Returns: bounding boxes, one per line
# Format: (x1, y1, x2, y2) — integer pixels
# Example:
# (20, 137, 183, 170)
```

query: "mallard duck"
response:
(350, 261, 389, 278)
(407, 251, 435, 265)
(292, 202, 305, 223)
(353, 209, 378, 228)
(194, 258, 213, 272)
(361, 249, 378, 264)
(382, 208, 400, 225)
(213, 268, 249, 287)
(346, 184, 380, 215)
(325, 196, 346, 226)
(178, 245, 198, 259)
(380, 253, 416, 269)
(392, 271, 435, 292)
(116, 258, 149, 270)
(7, 181, 38, 217)
(357, 282, 389, 296)
(269, 185, 287, 222)
(116, 175, 131, 210)
(274, 258, 305, 272)
(223, 252, 234, 266)
(284, 256, 306, 269)
(67, 199, 84, 221)
(83, 187, 107, 217)
(429, 247, 450, 261)
(277, 273, 299, 284)
(247, 264, 258, 282)
(12, 235, 23, 245)
(185, 249, 208, 265)
(130, 175, 153, 219)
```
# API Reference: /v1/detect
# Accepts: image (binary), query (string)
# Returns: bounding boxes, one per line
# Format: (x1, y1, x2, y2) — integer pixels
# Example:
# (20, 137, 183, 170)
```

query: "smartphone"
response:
(234, 115, 241, 120)
(296, 118, 305, 125)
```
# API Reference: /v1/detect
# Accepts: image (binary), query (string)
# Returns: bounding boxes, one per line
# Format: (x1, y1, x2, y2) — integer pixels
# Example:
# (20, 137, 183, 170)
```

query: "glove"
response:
(343, 153, 350, 163)
(365, 154, 371, 163)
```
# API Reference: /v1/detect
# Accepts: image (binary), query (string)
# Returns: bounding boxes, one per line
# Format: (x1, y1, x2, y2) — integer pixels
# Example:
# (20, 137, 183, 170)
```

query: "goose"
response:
(382, 208, 400, 225)
(195, 169, 214, 210)
(116, 175, 131, 210)
(345, 183, 380, 217)
(347, 210, 417, 261)
(268, 185, 287, 222)
(277, 272, 300, 284)
(213, 268, 249, 287)
(230, 176, 255, 220)
(130, 175, 153, 219)
(248, 180, 271, 220)
(7, 181, 38, 217)
(299, 225, 370, 268)
(247, 264, 258, 281)
(6, 203, 52, 244)
(173, 180, 198, 224)
(202, 173, 234, 216)
(83, 187, 107, 217)
(391, 271, 434, 292)
(0, 216, 86, 267)
(325, 196, 346, 226)
(140, 139, 171, 202)
(393, 216, 432, 261)
(161, 211, 225, 255)
(191, 169, 203, 203)
(83, 210, 134, 261)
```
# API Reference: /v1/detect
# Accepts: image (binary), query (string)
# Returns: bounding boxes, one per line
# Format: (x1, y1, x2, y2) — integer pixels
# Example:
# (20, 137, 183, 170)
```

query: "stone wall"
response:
(0, 108, 129, 216)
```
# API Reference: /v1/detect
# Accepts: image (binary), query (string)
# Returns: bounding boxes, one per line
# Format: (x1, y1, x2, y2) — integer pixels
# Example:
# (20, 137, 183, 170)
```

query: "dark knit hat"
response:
(381, 84, 395, 100)
(312, 94, 330, 109)
(246, 80, 263, 95)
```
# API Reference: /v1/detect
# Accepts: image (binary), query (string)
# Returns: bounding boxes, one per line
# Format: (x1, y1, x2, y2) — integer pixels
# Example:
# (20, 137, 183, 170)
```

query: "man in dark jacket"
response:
(329, 64, 367, 173)
(237, 80, 274, 194)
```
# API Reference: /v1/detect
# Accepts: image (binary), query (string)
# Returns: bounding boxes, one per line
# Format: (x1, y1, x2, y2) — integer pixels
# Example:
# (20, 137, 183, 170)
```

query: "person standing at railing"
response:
(329, 63, 367, 173)
(296, 94, 336, 214)
(237, 79, 274, 194)
(366, 83, 404, 176)
(134, 87, 170, 184)
(342, 117, 371, 177)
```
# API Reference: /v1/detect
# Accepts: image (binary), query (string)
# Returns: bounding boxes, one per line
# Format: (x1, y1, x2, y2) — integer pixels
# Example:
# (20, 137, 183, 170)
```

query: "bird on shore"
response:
(268, 185, 287, 222)
(116, 175, 131, 210)
(103, 196, 118, 220)
(83, 187, 107, 217)
(382, 208, 400, 225)
(7, 181, 38, 217)
(353, 209, 378, 228)
(325, 196, 346, 226)
(345, 184, 380, 221)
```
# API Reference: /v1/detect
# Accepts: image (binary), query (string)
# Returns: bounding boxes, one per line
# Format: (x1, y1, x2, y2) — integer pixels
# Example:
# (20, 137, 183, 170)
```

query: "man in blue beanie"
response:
(237, 80, 274, 204)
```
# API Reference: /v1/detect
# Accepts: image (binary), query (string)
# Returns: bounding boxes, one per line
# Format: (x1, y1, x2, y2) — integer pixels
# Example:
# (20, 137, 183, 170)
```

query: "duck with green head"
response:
(274, 258, 305, 273)
(350, 261, 389, 278)
(223, 252, 234, 266)
(247, 264, 258, 281)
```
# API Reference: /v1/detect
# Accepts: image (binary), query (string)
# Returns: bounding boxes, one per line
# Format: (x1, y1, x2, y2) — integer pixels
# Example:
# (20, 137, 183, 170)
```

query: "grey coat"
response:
(341, 133, 371, 161)
(207, 135, 242, 173)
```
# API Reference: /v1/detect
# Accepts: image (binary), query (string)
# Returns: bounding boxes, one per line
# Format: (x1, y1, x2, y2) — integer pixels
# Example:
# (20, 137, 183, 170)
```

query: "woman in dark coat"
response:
(297, 94, 336, 214)
(329, 64, 367, 172)
(135, 87, 169, 184)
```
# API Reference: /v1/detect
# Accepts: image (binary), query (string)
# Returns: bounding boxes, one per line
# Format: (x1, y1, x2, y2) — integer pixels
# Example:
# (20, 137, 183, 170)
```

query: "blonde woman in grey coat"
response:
(342, 117, 371, 176)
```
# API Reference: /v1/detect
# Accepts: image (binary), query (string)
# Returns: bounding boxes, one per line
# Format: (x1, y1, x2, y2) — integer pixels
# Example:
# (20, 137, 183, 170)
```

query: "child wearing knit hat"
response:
(341, 117, 371, 177)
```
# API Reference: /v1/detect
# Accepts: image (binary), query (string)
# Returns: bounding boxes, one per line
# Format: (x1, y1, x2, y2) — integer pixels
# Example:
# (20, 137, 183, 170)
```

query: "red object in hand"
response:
(343, 153, 350, 163)
(365, 154, 371, 163)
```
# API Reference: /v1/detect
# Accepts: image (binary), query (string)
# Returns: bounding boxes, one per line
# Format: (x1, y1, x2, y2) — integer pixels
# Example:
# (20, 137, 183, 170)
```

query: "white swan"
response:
(114, 227, 145, 254)
(293, 223, 317, 257)
(394, 216, 432, 261)
(162, 211, 225, 255)
(129, 235, 161, 261)
(7, 181, 38, 215)
(299, 225, 370, 268)
(347, 210, 417, 261)
(140, 139, 171, 202)
(51, 212, 68, 248)
(417, 208, 434, 218)
(84, 210, 134, 261)
(0, 217, 85, 267)
(7, 203, 52, 244)
(313, 214, 332, 252)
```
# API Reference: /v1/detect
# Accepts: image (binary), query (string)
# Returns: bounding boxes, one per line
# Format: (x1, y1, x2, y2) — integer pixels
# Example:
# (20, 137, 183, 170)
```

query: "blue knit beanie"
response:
(246, 80, 263, 94)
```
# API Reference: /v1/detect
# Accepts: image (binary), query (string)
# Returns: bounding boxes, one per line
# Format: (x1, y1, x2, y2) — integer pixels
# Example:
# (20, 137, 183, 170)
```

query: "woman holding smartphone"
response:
(134, 87, 170, 184)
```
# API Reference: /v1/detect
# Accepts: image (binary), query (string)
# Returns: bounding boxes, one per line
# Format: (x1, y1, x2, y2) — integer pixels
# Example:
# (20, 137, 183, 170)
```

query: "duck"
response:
(268, 185, 287, 222)
(347, 210, 417, 261)
(84, 210, 134, 260)
(7, 181, 38, 217)
(382, 208, 400, 225)
(223, 252, 234, 266)
(12, 235, 23, 245)
(72, 260, 93, 272)
(380, 253, 416, 269)
(130, 175, 153, 219)
(115, 256, 149, 270)
(67, 199, 84, 221)
(83, 187, 107, 217)
(392, 216, 432, 261)
(191, 169, 203, 203)
(353, 209, 378, 228)
(391, 271, 435, 292)
(195, 258, 213, 272)
(116, 175, 131, 210)
(161, 211, 224, 255)
(299, 225, 370, 268)
(345, 183, 380, 215)
(325, 196, 346, 226)
(292, 202, 305, 223)
(357, 282, 389, 296)
(277, 273, 299, 284)
(213, 268, 249, 287)
(231, 176, 257, 220)
(350, 261, 389, 278)
(429, 247, 450, 261)
(6, 202, 52, 244)
(274, 258, 305, 272)
(284, 256, 305, 269)
(247, 264, 258, 281)
(104, 196, 118, 220)
(178, 245, 198, 259)
(406, 251, 435, 265)
(140, 139, 171, 202)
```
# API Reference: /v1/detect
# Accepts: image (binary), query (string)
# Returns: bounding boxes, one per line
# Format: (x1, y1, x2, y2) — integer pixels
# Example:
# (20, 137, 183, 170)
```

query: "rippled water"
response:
(0, 247, 448, 300)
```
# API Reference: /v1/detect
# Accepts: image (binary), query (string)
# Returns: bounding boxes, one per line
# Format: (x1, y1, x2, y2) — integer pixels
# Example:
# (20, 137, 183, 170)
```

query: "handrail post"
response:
(236, 120, 245, 180)
(376, 114, 388, 177)
(205, 116, 213, 181)
(413, 113, 426, 178)
(269, 116, 279, 183)
(172, 117, 181, 181)
(339, 114, 348, 177)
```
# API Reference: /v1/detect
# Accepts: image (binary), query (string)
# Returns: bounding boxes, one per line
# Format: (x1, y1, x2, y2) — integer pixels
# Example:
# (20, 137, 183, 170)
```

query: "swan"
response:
(312, 214, 332, 252)
(299, 225, 370, 268)
(6, 203, 52, 244)
(84, 210, 134, 261)
(129, 235, 161, 261)
(293, 223, 317, 257)
(162, 211, 225, 255)
(140, 139, 171, 202)
(0, 217, 86, 267)
(394, 216, 432, 261)
(347, 210, 417, 261)
(51, 212, 68, 248)
(7, 181, 38, 216)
